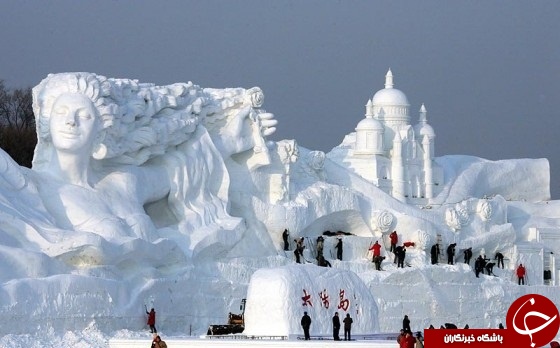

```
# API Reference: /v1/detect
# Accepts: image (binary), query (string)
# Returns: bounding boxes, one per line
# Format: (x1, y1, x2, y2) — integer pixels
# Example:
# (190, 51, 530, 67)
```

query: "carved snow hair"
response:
(202, 87, 264, 133)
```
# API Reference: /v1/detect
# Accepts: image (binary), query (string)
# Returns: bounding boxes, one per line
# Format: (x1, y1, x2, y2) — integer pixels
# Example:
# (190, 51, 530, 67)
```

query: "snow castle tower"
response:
(339, 69, 443, 204)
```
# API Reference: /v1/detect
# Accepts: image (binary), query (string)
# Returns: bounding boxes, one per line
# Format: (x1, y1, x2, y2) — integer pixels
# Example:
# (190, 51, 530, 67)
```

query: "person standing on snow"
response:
(294, 248, 301, 264)
(389, 230, 398, 253)
(332, 312, 341, 341)
(316, 235, 324, 258)
(294, 237, 306, 263)
(517, 264, 526, 285)
(474, 255, 485, 278)
(402, 314, 411, 332)
(396, 246, 406, 268)
(430, 244, 440, 265)
(146, 307, 157, 333)
(446, 243, 456, 265)
(296, 237, 305, 252)
(369, 241, 382, 261)
(463, 247, 473, 265)
(343, 313, 353, 341)
(301, 311, 312, 340)
(282, 229, 290, 251)
(335, 238, 343, 261)
(495, 252, 505, 269)
(373, 255, 385, 271)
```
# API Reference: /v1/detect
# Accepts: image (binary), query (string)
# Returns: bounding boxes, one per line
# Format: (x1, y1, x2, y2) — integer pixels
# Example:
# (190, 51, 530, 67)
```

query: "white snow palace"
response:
(335, 69, 444, 204)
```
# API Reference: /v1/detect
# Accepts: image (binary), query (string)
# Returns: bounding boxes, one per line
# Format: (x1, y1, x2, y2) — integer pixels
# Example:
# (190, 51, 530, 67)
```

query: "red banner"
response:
(424, 329, 512, 347)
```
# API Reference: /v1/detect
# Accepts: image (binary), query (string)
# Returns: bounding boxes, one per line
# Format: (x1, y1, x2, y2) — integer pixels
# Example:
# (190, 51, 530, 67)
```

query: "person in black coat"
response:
(294, 237, 306, 263)
(282, 229, 290, 251)
(403, 314, 411, 332)
(474, 255, 485, 277)
(495, 252, 504, 269)
(430, 244, 440, 265)
(485, 262, 496, 276)
(294, 248, 301, 264)
(335, 238, 343, 261)
(343, 313, 353, 341)
(317, 255, 332, 267)
(463, 247, 473, 264)
(373, 255, 385, 271)
(301, 311, 312, 340)
(396, 246, 406, 268)
(447, 243, 456, 265)
(332, 312, 341, 341)
(316, 235, 324, 258)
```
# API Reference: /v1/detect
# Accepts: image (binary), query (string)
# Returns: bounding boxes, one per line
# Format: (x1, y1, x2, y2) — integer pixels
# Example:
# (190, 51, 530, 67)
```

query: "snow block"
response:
(243, 264, 379, 336)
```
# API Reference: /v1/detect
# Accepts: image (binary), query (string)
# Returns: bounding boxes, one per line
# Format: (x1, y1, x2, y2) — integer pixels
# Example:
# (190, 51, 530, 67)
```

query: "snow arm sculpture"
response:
(203, 87, 278, 170)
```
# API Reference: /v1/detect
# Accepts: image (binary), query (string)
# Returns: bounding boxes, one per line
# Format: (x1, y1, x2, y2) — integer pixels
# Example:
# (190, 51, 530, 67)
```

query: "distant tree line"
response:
(0, 80, 36, 167)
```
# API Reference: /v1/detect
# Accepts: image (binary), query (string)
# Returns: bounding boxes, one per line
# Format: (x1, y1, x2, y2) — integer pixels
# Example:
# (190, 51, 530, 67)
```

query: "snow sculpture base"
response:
(243, 264, 379, 336)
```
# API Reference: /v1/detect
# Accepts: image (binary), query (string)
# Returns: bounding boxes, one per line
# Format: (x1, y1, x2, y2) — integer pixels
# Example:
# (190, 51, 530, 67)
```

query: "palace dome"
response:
(372, 88, 409, 106)
(416, 123, 435, 138)
(371, 69, 409, 107)
(356, 117, 383, 131)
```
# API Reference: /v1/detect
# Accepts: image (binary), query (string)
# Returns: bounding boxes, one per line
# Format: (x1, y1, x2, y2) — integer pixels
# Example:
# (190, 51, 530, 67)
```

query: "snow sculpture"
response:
(243, 265, 380, 337)
(0, 147, 26, 190)
(0, 72, 278, 257)
(278, 139, 299, 202)
(30, 72, 228, 243)
(445, 198, 497, 232)
(304, 150, 327, 182)
(477, 199, 493, 221)
(416, 229, 431, 249)
(1, 69, 560, 343)
(332, 69, 443, 204)
(371, 210, 394, 234)
(203, 86, 277, 170)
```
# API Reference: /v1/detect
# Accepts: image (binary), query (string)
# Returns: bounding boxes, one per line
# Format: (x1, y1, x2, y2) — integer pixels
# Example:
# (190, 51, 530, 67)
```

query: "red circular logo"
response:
(506, 294, 560, 347)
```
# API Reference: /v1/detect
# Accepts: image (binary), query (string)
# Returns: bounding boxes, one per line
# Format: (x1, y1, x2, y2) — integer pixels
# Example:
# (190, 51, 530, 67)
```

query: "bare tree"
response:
(0, 81, 34, 130)
(0, 80, 36, 167)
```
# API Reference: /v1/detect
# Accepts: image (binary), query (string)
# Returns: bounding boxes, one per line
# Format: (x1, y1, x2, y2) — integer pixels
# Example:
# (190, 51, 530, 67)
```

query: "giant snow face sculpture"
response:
(50, 93, 100, 155)
(27, 72, 266, 247)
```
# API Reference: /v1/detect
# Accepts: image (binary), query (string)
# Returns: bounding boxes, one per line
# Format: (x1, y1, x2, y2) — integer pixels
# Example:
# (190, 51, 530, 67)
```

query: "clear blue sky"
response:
(1, 1, 559, 197)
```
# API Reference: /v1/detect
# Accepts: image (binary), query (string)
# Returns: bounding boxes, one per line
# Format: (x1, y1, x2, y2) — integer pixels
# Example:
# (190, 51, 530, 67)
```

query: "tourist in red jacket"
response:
(369, 241, 382, 258)
(146, 307, 157, 333)
(400, 330, 416, 348)
(389, 231, 398, 253)
(517, 264, 526, 285)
